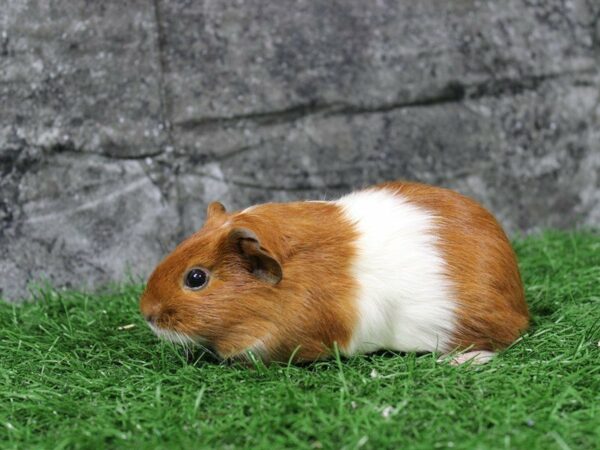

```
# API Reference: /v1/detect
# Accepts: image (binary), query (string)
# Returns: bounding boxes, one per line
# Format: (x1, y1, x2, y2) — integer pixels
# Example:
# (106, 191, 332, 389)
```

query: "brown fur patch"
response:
(375, 181, 529, 351)
(140, 201, 359, 362)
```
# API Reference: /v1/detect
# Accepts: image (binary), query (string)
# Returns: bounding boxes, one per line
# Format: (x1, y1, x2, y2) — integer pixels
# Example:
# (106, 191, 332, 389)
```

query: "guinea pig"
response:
(140, 181, 529, 365)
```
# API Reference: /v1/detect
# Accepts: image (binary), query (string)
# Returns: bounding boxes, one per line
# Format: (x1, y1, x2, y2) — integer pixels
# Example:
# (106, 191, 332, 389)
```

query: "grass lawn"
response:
(1, 231, 599, 449)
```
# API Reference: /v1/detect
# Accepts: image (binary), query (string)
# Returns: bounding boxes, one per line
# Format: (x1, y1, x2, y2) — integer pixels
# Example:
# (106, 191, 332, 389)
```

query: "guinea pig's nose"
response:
(144, 313, 157, 324)
(140, 292, 161, 324)
(142, 308, 160, 325)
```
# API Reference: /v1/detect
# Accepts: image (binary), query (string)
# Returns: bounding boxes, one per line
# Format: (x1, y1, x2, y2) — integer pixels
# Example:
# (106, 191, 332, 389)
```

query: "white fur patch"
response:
(246, 333, 271, 358)
(336, 188, 456, 354)
(441, 350, 496, 366)
(148, 323, 219, 359)
(233, 335, 272, 363)
(148, 322, 195, 346)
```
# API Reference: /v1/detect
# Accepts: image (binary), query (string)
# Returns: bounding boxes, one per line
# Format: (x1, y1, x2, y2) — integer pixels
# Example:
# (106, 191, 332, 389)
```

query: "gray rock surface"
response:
(1, 0, 599, 301)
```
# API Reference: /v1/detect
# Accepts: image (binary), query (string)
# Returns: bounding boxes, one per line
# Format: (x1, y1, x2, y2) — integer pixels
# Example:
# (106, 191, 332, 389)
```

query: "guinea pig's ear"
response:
(207, 201, 227, 220)
(228, 227, 282, 285)
(206, 202, 228, 226)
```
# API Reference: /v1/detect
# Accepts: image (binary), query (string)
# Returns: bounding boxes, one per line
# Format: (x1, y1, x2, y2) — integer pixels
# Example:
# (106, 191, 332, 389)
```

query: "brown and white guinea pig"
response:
(140, 181, 529, 365)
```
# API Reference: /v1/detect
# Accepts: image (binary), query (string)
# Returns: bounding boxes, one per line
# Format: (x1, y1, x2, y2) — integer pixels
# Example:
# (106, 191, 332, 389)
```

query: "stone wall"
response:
(1, 0, 599, 300)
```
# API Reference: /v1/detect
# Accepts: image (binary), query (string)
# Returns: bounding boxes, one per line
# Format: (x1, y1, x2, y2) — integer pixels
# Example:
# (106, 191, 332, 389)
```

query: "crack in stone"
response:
(185, 139, 280, 164)
(150, 0, 185, 235)
(463, 69, 596, 100)
(151, 0, 172, 135)
(19, 142, 174, 224)
(24, 177, 151, 224)
(211, 144, 262, 162)
(590, 3, 600, 58)
(173, 85, 465, 131)
(173, 68, 597, 131)
(44, 142, 164, 161)
(175, 102, 337, 130)
(196, 172, 349, 192)
(326, 81, 466, 117)
(138, 161, 171, 205)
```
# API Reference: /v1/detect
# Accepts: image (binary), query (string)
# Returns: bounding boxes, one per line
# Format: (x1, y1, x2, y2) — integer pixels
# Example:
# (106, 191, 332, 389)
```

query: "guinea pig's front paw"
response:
(438, 350, 496, 366)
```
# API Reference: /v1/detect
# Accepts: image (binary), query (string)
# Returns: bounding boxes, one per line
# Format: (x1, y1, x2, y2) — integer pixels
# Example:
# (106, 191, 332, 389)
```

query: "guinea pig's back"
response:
(337, 182, 528, 355)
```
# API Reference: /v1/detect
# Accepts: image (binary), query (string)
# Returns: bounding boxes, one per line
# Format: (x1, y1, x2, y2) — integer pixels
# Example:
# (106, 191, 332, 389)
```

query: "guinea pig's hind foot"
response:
(438, 350, 496, 366)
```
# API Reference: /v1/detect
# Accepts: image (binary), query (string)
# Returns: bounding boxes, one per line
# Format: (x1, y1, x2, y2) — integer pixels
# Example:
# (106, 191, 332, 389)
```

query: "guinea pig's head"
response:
(139, 201, 287, 362)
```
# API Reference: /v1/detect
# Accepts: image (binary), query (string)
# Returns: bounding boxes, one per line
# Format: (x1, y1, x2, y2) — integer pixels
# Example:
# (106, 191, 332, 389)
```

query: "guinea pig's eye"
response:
(184, 268, 209, 290)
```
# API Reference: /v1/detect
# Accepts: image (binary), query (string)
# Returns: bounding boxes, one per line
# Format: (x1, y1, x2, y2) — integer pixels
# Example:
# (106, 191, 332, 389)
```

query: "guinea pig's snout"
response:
(140, 291, 161, 324)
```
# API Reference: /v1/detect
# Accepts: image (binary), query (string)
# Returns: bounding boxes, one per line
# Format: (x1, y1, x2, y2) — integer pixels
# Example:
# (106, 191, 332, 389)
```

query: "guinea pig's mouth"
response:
(147, 322, 195, 345)
(146, 322, 219, 358)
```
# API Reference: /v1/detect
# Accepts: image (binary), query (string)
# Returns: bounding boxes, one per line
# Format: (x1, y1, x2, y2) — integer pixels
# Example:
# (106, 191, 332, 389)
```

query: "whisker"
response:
(146, 322, 220, 361)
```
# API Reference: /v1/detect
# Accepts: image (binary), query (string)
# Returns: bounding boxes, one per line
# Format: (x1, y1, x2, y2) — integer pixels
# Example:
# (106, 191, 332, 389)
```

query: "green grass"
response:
(1, 231, 599, 450)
